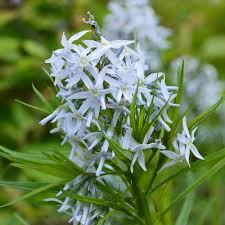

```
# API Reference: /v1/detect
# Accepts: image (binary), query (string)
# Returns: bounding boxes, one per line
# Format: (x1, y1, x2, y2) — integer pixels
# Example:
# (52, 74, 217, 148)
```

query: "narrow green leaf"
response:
(32, 83, 53, 112)
(156, 157, 225, 224)
(152, 148, 225, 193)
(15, 99, 49, 113)
(172, 60, 184, 121)
(97, 210, 121, 225)
(195, 199, 215, 225)
(188, 97, 224, 130)
(14, 213, 30, 225)
(0, 145, 52, 163)
(130, 86, 138, 132)
(55, 151, 85, 174)
(142, 96, 171, 136)
(42, 66, 55, 85)
(0, 145, 82, 179)
(65, 192, 121, 209)
(0, 181, 48, 191)
(175, 193, 194, 225)
(0, 182, 64, 208)
(168, 105, 191, 146)
(11, 163, 75, 180)
(107, 137, 132, 161)
(137, 106, 145, 135)
(66, 192, 142, 223)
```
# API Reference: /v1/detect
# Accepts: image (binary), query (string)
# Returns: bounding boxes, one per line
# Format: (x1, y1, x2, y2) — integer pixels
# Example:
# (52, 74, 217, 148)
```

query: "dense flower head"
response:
(42, 29, 178, 173)
(41, 24, 204, 224)
(103, 0, 171, 70)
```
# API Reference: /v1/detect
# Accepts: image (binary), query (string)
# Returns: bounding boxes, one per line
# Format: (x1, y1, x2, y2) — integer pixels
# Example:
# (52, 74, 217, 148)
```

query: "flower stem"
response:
(132, 175, 152, 225)
(145, 154, 165, 197)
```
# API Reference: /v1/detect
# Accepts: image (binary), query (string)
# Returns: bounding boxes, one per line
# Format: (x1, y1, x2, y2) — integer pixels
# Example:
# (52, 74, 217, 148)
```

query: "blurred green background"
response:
(0, 0, 224, 224)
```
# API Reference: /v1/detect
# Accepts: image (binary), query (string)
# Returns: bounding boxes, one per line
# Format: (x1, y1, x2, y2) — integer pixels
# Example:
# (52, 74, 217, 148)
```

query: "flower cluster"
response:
(160, 117, 204, 171)
(40, 20, 204, 223)
(103, 0, 171, 70)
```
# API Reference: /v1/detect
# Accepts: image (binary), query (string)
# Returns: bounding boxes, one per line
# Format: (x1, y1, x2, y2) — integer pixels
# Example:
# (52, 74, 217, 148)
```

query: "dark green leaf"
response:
(32, 83, 53, 112)
(0, 182, 64, 208)
(156, 156, 225, 224)
(97, 210, 121, 225)
(14, 213, 30, 225)
(175, 193, 194, 225)
(0, 181, 48, 191)
(152, 148, 225, 193)
(188, 97, 224, 130)
(15, 99, 49, 113)
(172, 60, 184, 121)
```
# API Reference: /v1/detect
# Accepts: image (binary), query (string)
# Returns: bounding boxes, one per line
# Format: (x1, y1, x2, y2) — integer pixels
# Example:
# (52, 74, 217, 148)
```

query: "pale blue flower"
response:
(160, 117, 204, 171)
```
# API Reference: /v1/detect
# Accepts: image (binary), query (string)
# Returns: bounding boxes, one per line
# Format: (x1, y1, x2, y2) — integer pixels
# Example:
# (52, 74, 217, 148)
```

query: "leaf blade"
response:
(0, 181, 64, 208)
(156, 156, 225, 224)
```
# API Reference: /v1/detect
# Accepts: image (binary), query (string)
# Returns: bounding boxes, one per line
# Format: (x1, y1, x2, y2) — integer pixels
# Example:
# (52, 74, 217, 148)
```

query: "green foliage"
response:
(0, 182, 63, 208)
(96, 211, 121, 225)
(0, 180, 49, 191)
(188, 97, 225, 130)
(172, 60, 184, 121)
(15, 99, 49, 114)
(0, 0, 225, 224)
(174, 193, 194, 225)
(32, 83, 54, 113)
(157, 155, 225, 224)
(14, 213, 30, 225)
(0, 145, 84, 179)
(130, 83, 170, 143)
(152, 147, 225, 193)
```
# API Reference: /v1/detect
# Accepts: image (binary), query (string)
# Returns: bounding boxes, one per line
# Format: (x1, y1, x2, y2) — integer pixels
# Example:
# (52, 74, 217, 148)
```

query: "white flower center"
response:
(74, 112, 83, 120)
(79, 57, 89, 67)
(101, 40, 109, 48)
(138, 79, 144, 86)
(123, 47, 129, 56)
(91, 88, 99, 97)
(121, 84, 128, 91)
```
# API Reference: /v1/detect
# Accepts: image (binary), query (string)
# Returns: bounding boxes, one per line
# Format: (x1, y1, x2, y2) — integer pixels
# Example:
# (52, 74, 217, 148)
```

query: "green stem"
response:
(132, 175, 152, 225)
(145, 154, 165, 197)
(146, 150, 157, 169)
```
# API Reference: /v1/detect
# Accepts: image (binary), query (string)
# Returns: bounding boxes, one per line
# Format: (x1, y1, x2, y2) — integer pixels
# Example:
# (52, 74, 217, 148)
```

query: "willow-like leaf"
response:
(130, 86, 138, 133)
(32, 83, 53, 112)
(0, 181, 64, 208)
(0, 181, 48, 191)
(65, 191, 122, 209)
(156, 157, 225, 224)
(175, 193, 194, 225)
(151, 148, 225, 193)
(172, 60, 184, 121)
(188, 96, 224, 130)
(0, 145, 83, 179)
(15, 99, 49, 113)
(11, 163, 75, 180)
(97, 210, 121, 225)
(14, 213, 30, 225)
(42, 66, 55, 85)
(195, 198, 215, 225)
(107, 137, 132, 161)
(142, 97, 171, 138)
(168, 105, 191, 146)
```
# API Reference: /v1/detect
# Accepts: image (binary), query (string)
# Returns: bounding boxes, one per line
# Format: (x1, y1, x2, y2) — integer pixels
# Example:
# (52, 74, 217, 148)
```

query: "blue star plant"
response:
(0, 10, 224, 225)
